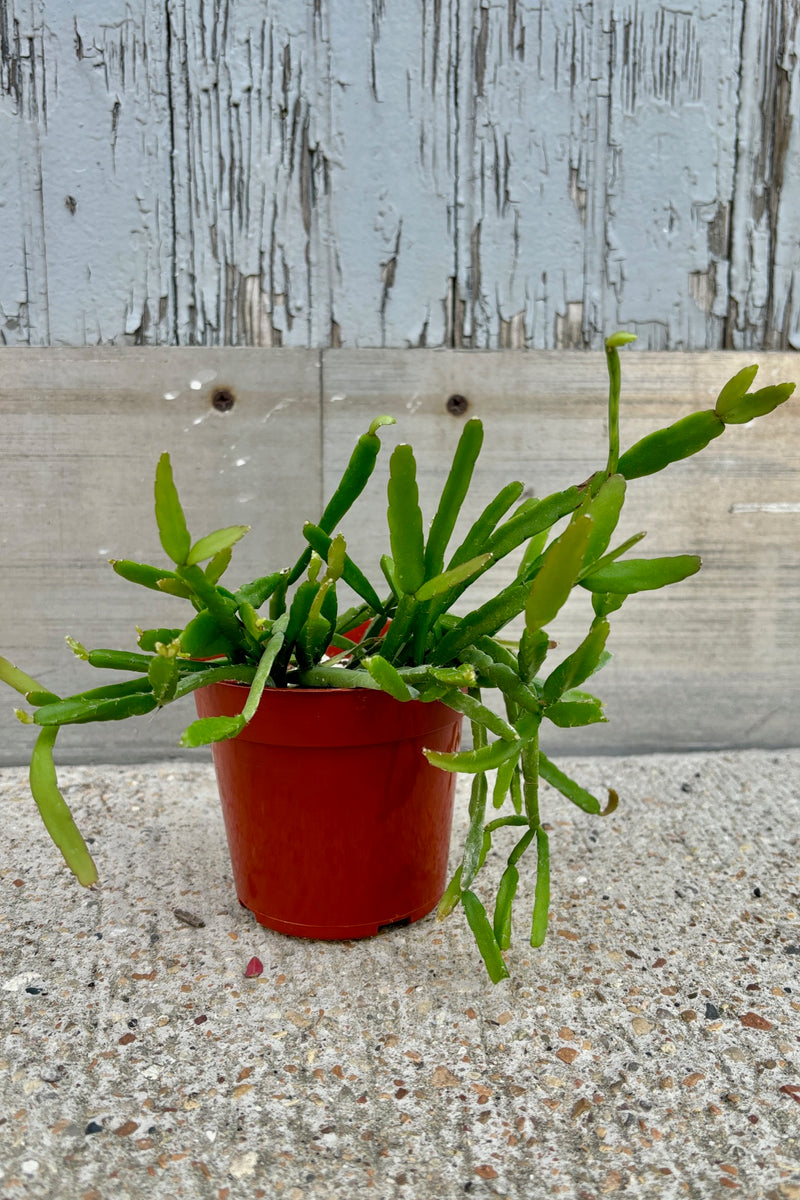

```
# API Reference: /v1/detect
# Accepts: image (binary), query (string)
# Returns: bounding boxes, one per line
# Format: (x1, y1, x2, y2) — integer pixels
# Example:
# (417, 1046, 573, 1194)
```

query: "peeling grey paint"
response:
(0, 0, 798, 349)
(727, 0, 800, 349)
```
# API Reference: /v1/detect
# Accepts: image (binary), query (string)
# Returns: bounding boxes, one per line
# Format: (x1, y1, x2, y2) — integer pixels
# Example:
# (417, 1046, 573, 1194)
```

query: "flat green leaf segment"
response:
(424, 736, 521, 774)
(542, 620, 610, 703)
(582, 474, 626, 565)
(364, 656, 417, 701)
(462, 890, 509, 983)
(186, 525, 250, 566)
(302, 524, 383, 613)
(154, 453, 191, 565)
(2, 342, 794, 983)
(30, 728, 98, 886)
(0, 656, 57, 701)
(714, 364, 759, 419)
(414, 554, 491, 602)
(424, 419, 484, 577)
(618, 411, 724, 479)
(720, 382, 795, 425)
(581, 555, 701, 594)
(148, 653, 179, 705)
(180, 713, 246, 747)
(714, 365, 795, 425)
(387, 444, 425, 595)
(525, 516, 593, 632)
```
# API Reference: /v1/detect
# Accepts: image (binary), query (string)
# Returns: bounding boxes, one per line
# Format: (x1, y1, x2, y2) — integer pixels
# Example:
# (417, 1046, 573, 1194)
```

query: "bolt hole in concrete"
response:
(446, 393, 469, 416)
(211, 388, 236, 412)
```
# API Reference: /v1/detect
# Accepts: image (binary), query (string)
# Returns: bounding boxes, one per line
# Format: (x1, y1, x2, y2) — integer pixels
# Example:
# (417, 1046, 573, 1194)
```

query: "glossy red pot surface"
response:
(195, 683, 463, 939)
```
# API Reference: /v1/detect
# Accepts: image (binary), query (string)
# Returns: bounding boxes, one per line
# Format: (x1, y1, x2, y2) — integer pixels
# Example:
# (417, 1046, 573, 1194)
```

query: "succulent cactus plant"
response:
(1, 335, 794, 980)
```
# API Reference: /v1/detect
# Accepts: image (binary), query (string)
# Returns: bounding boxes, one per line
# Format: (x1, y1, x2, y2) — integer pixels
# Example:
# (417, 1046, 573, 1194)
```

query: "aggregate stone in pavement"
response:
(1, 749, 799, 1200)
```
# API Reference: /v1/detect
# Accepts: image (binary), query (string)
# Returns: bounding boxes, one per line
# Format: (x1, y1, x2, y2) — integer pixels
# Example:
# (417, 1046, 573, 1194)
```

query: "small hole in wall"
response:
(446, 393, 469, 416)
(211, 387, 236, 412)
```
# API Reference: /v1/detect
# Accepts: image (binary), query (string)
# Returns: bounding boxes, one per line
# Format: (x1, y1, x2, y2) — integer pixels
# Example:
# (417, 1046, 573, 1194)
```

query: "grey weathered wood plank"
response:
(325, 0, 458, 348)
(727, 0, 800, 350)
(322, 348, 800, 751)
(0, 0, 173, 345)
(455, 0, 746, 350)
(2, 1, 799, 349)
(0, 348, 321, 763)
(166, 0, 334, 347)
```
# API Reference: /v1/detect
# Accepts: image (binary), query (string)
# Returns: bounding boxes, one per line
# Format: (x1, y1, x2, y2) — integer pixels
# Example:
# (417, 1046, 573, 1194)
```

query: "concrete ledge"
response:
(2, 749, 800, 1199)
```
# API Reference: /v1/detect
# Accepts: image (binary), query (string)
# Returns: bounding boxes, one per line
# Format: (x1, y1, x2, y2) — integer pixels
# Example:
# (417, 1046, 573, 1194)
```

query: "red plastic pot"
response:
(324, 618, 390, 658)
(194, 683, 463, 939)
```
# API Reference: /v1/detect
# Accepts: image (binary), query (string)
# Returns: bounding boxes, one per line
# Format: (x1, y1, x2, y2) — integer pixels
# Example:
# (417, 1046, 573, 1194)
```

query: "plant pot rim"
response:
(209, 681, 406, 697)
(198, 677, 463, 746)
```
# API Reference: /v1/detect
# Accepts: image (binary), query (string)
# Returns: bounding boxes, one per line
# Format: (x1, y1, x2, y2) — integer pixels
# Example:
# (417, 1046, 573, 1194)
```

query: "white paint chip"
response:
(261, 398, 297, 422)
(189, 368, 218, 387)
(163, 391, 179, 401)
(730, 502, 800, 514)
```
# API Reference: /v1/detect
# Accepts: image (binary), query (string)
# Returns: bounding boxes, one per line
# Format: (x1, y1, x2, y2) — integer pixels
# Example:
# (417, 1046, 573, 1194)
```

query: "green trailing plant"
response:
(1, 336, 794, 980)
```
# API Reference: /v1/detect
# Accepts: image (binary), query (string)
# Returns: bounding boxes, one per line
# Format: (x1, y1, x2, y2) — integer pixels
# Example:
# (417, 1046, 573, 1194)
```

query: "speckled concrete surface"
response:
(1, 750, 799, 1200)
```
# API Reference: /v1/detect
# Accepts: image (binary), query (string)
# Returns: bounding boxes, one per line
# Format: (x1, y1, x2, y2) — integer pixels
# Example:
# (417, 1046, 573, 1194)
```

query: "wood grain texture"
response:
(166, 0, 333, 346)
(2, 1, 799, 348)
(727, 0, 800, 349)
(0, 348, 321, 762)
(322, 348, 800, 752)
(325, 0, 458, 348)
(456, 0, 744, 350)
(0, 0, 174, 344)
